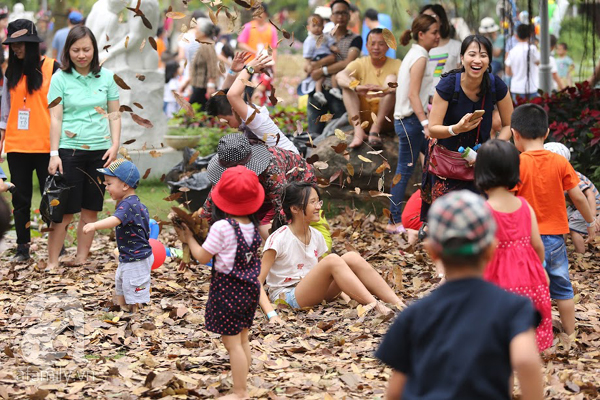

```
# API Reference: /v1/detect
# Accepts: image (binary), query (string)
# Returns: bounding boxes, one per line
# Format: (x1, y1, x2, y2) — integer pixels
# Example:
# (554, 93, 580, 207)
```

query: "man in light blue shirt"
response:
(52, 11, 83, 61)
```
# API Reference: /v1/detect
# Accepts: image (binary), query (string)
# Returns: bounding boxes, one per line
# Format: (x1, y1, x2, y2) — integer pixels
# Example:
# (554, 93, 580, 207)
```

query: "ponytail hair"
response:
(211, 204, 260, 227)
(271, 182, 319, 233)
(400, 14, 437, 46)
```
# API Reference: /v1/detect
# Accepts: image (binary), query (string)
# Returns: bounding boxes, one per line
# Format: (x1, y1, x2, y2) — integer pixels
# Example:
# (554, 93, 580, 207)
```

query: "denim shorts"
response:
(115, 255, 153, 304)
(541, 235, 573, 300)
(279, 286, 300, 309)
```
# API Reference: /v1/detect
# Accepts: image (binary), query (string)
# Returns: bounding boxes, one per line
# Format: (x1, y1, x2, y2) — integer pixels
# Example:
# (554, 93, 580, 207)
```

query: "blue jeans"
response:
(390, 115, 425, 223)
(541, 235, 573, 300)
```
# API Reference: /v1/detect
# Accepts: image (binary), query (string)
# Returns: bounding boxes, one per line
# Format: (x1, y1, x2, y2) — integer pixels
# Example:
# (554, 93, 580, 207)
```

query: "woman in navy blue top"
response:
(421, 35, 513, 219)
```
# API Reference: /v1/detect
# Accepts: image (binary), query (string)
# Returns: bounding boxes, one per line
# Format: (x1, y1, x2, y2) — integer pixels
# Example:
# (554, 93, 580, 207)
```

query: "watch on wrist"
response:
(244, 65, 255, 75)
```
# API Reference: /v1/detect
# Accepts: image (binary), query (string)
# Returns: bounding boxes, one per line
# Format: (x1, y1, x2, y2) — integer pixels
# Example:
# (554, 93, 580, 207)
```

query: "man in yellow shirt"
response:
(337, 28, 401, 149)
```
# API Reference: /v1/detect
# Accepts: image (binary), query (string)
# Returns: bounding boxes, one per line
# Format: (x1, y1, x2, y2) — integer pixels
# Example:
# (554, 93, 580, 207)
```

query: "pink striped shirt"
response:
(202, 220, 257, 274)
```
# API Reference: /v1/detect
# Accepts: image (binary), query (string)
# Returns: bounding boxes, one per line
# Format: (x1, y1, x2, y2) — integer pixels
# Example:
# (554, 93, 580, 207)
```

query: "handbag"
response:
(427, 91, 486, 181)
(40, 173, 70, 225)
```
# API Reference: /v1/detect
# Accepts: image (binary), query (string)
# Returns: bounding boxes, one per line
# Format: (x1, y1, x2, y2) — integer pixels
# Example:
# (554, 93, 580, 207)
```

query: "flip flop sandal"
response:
(368, 133, 383, 150)
(418, 222, 429, 241)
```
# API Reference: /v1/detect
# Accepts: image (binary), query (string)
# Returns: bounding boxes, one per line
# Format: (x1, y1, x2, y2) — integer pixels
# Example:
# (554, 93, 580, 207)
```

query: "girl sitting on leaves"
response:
(258, 182, 404, 324)
(175, 165, 263, 400)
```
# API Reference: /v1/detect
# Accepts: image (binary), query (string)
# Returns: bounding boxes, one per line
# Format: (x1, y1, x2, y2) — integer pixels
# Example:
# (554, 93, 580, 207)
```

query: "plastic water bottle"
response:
(458, 146, 477, 163)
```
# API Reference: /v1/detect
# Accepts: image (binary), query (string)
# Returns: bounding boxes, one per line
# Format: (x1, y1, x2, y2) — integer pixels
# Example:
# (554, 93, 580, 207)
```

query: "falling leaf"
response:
(123, 139, 136, 145)
(133, 102, 144, 109)
(166, 11, 186, 19)
(369, 190, 393, 197)
(124, 36, 130, 48)
(316, 34, 324, 48)
(306, 154, 319, 164)
(25, 221, 31, 228)
(245, 110, 258, 125)
(331, 142, 348, 154)
(383, 208, 392, 219)
(313, 161, 329, 170)
(382, 28, 397, 50)
(136, 74, 146, 81)
(371, 112, 378, 123)
(103, 44, 111, 52)
(349, 80, 360, 89)
(131, 113, 154, 128)
(319, 113, 333, 122)
(376, 161, 391, 174)
(282, 29, 291, 39)
(358, 155, 372, 163)
(119, 105, 133, 113)
(10, 29, 28, 39)
(211, 90, 225, 97)
(347, 163, 355, 176)
(139, 38, 146, 51)
(4, 346, 14, 358)
(81, 144, 90, 149)
(164, 192, 183, 201)
(353, 187, 361, 195)
(94, 106, 107, 115)
(329, 169, 342, 183)
(64, 130, 77, 138)
(48, 97, 62, 109)
(268, 86, 278, 106)
(240, 78, 257, 88)
(142, 168, 151, 179)
(140, 16, 152, 30)
(173, 92, 194, 117)
(113, 74, 131, 90)
(392, 174, 402, 187)
(360, 121, 370, 129)
(148, 36, 157, 51)
(208, 9, 218, 24)
(334, 129, 347, 141)
(149, 150, 162, 158)
(388, 82, 399, 88)
(50, 199, 60, 207)
(218, 61, 226, 74)
(367, 150, 383, 155)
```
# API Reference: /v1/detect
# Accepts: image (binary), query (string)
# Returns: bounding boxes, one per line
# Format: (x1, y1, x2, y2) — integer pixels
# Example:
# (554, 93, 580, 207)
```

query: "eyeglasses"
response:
(332, 11, 349, 16)
(309, 200, 324, 208)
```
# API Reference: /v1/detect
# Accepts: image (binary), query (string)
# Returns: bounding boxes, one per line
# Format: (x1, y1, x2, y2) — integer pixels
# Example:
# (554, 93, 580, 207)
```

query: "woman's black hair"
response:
(211, 204, 260, 227)
(442, 34, 494, 99)
(419, 4, 451, 39)
(271, 182, 320, 232)
(165, 60, 179, 83)
(474, 139, 521, 192)
(61, 25, 101, 75)
(6, 42, 42, 93)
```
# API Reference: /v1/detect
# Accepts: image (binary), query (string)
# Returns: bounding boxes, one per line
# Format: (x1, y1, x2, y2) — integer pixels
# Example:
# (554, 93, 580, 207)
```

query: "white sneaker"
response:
(313, 91, 327, 105)
(329, 87, 343, 100)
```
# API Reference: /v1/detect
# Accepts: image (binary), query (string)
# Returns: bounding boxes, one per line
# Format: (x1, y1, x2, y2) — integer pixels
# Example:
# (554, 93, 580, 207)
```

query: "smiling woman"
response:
(421, 34, 514, 223)
(45, 25, 121, 271)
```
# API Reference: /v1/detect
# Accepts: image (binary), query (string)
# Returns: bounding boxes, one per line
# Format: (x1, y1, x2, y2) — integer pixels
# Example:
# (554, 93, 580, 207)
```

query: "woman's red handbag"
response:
(427, 144, 474, 181)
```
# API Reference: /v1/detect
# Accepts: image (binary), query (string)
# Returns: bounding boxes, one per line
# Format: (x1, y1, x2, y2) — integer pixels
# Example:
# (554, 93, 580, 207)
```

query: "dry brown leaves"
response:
(0, 212, 598, 398)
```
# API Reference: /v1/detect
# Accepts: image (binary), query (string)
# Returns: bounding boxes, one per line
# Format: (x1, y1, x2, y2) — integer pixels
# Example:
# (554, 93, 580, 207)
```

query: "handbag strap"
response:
(475, 95, 485, 145)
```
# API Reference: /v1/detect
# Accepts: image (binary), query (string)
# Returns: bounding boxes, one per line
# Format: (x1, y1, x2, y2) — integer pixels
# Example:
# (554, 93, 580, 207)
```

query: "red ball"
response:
(149, 239, 166, 270)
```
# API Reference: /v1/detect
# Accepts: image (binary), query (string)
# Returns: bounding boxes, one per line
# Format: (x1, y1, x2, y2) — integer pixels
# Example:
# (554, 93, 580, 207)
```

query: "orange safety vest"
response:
(5, 57, 55, 154)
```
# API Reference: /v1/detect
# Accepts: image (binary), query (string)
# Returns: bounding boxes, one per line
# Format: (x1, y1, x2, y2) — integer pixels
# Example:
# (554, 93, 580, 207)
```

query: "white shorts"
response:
(115, 255, 153, 305)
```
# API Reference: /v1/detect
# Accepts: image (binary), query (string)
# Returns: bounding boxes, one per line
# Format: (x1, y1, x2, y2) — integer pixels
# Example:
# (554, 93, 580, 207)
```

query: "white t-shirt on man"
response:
(263, 225, 328, 301)
(244, 105, 299, 153)
(506, 42, 540, 94)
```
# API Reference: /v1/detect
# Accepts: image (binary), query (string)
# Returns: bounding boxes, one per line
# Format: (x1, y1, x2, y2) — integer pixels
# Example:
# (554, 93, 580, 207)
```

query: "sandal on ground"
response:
(367, 132, 383, 150)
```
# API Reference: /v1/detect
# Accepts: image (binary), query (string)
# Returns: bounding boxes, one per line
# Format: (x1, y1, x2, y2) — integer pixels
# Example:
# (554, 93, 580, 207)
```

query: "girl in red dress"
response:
(475, 140, 552, 351)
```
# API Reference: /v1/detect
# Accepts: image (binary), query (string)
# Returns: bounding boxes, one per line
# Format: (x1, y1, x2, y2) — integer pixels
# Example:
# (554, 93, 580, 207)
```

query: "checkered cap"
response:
(427, 190, 496, 255)
(544, 142, 571, 161)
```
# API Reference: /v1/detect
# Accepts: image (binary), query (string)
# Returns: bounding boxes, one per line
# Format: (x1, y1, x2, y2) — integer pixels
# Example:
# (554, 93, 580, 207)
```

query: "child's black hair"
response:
(516, 24, 532, 40)
(0, 197, 9, 240)
(439, 238, 488, 268)
(205, 90, 233, 116)
(511, 103, 548, 139)
(475, 139, 521, 192)
(164, 60, 179, 84)
(211, 204, 260, 227)
(271, 182, 319, 232)
(550, 34, 557, 48)
(558, 42, 568, 50)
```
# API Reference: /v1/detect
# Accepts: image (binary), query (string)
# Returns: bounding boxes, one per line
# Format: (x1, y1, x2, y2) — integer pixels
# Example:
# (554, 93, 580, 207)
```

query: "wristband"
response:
(227, 69, 237, 76)
(322, 66, 329, 77)
(206, 82, 216, 88)
(266, 311, 277, 320)
(50, 150, 59, 157)
(420, 119, 429, 127)
(448, 125, 458, 136)
(586, 220, 593, 227)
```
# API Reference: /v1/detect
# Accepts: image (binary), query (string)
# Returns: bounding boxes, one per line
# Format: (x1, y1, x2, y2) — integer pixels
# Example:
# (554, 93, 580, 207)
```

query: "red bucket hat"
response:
(212, 166, 265, 216)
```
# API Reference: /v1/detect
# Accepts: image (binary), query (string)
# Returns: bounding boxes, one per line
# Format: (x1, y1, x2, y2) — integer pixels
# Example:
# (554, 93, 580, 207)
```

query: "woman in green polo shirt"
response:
(46, 25, 121, 270)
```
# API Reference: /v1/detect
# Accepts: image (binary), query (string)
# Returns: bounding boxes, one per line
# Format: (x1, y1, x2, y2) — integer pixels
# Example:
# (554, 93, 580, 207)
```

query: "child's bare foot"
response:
(374, 301, 393, 315)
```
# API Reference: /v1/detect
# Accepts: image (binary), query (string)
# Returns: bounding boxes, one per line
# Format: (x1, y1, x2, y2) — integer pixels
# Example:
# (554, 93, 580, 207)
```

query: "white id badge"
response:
(17, 107, 30, 130)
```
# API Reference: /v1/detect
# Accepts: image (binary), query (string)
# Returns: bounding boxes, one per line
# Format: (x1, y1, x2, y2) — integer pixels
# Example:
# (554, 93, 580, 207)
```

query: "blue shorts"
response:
(542, 235, 573, 300)
(283, 287, 300, 309)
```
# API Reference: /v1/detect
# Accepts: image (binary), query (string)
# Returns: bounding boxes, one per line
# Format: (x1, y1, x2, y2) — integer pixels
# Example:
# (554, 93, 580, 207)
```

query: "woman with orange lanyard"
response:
(0, 19, 59, 262)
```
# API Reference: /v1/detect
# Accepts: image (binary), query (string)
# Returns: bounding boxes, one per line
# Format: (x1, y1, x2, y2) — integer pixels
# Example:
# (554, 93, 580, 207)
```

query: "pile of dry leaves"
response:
(0, 208, 598, 399)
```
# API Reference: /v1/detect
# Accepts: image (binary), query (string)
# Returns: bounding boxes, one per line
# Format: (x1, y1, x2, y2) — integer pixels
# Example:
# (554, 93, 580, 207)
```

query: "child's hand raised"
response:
(82, 223, 96, 234)
(174, 225, 193, 244)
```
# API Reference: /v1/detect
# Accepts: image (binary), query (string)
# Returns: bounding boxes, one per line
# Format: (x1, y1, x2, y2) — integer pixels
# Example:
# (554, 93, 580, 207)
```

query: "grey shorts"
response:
(115, 255, 153, 305)
(567, 207, 587, 234)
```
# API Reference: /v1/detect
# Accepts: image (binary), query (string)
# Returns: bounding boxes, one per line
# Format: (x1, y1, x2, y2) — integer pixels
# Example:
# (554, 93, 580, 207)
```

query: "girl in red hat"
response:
(258, 182, 404, 324)
(175, 165, 264, 400)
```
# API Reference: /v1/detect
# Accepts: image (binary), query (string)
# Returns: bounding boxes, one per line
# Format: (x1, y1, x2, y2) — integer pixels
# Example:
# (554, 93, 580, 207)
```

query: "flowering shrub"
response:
(523, 82, 600, 186)
(270, 105, 308, 135)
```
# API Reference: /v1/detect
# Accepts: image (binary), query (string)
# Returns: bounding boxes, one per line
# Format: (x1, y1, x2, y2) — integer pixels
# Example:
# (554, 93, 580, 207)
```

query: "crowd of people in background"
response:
(0, 1, 599, 399)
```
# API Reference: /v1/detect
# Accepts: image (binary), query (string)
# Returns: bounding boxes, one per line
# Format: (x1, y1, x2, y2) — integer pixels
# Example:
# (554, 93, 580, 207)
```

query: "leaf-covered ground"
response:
(0, 209, 598, 399)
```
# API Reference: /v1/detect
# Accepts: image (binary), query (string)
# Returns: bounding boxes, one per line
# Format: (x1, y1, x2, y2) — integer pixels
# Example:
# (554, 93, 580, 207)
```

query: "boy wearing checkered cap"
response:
(83, 159, 153, 313)
(376, 190, 543, 400)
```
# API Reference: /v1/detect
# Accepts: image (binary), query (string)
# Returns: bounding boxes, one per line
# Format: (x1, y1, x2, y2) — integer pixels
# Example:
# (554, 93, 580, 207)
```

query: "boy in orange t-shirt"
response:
(512, 104, 596, 335)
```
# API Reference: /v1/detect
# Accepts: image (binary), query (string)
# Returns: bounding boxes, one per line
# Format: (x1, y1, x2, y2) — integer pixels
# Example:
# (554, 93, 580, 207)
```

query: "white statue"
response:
(8, 3, 35, 23)
(87, 0, 166, 148)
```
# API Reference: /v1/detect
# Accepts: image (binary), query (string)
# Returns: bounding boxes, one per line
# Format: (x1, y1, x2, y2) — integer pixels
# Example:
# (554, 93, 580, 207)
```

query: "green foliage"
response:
(558, 16, 599, 81)
(195, 127, 231, 156)
(270, 104, 308, 135)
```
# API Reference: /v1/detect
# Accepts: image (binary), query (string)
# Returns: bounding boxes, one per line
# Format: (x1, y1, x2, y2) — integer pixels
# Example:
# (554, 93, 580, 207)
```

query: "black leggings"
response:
(7, 152, 50, 244)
